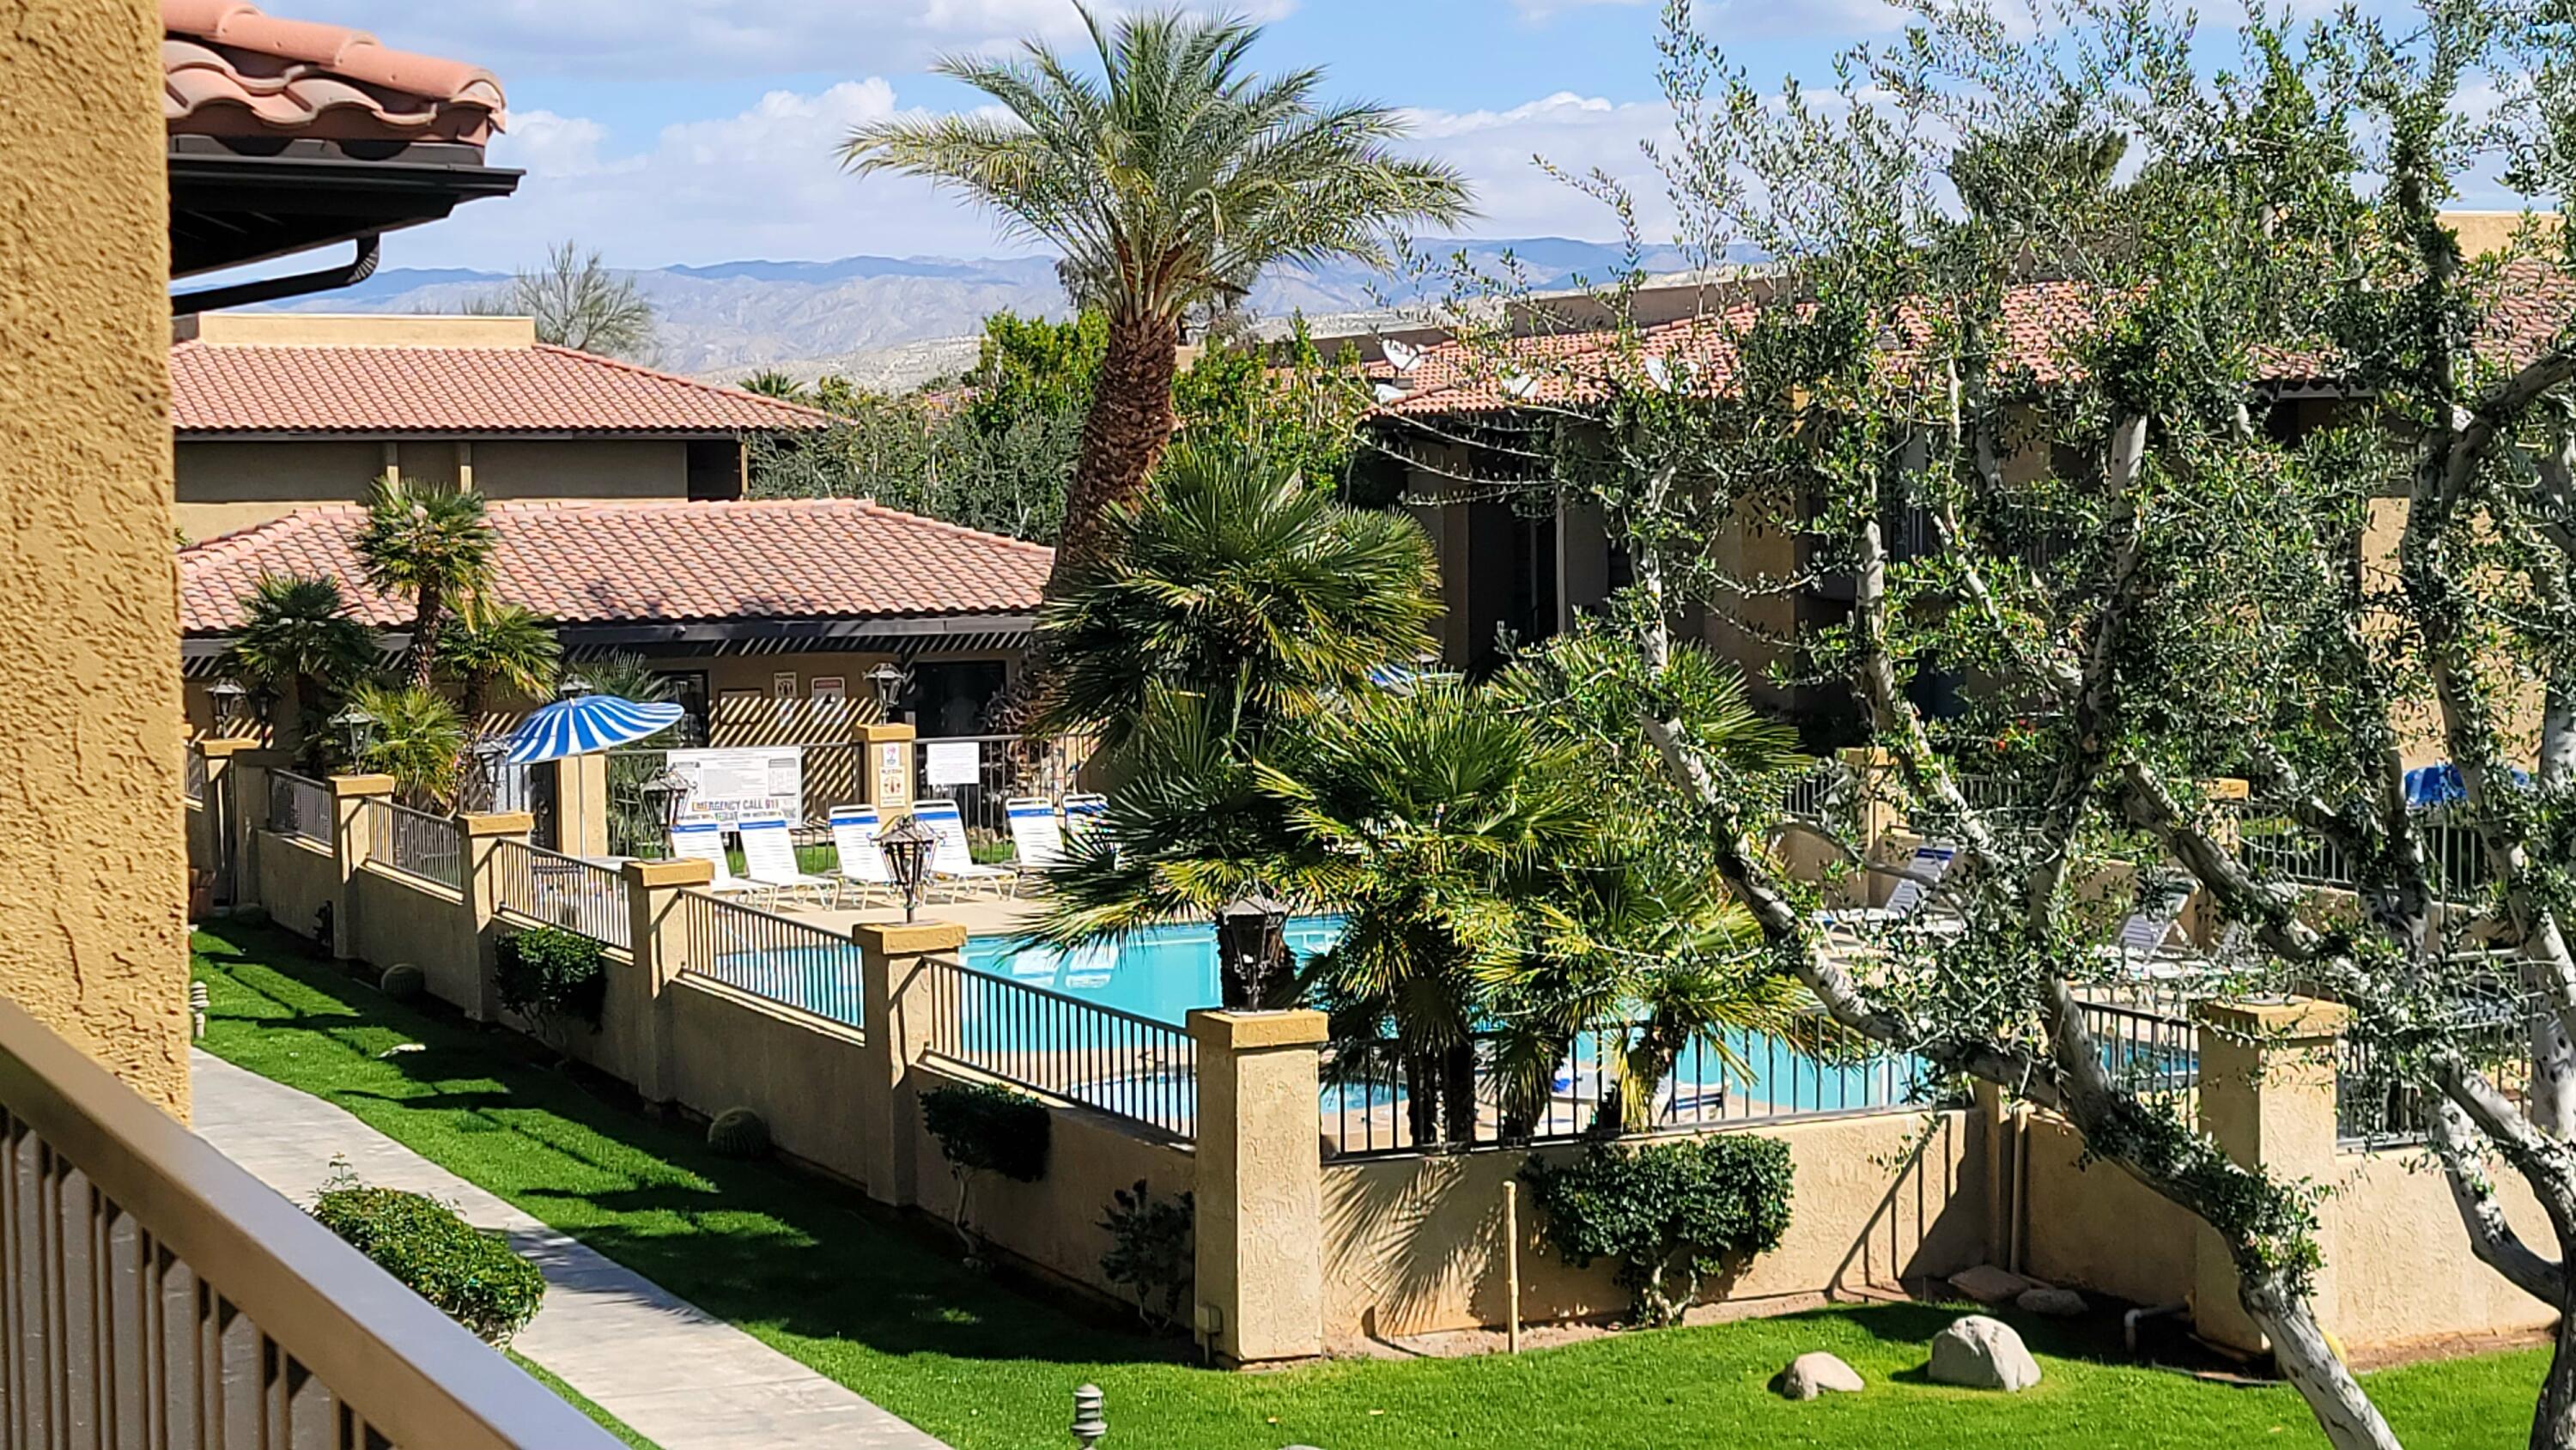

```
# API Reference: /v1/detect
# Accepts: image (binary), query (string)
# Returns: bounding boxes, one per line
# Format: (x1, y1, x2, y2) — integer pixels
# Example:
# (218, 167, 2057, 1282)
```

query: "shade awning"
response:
(502, 695, 683, 764)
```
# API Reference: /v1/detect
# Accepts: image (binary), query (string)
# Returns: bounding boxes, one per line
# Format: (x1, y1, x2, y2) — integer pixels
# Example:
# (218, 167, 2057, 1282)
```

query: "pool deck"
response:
(780, 892, 1047, 940)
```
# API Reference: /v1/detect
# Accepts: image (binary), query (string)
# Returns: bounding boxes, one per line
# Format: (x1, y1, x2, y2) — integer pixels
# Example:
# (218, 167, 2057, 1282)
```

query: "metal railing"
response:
(913, 734, 1095, 842)
(2079, 998, 2199, 1105)
(0, 994, 619, 1448)
(184, 747, 209, 804)
(368, 799, 462, 890)
(1777, 758, 1857, 832)
(680, 891, 867, 1028)
(267, 770, 331, 844)
(489, 838, 632, 951)
(1324, 1022, 1931, 1159)
(2336, 1034, 2430, 1146)
(920, 956, 1195, 1139)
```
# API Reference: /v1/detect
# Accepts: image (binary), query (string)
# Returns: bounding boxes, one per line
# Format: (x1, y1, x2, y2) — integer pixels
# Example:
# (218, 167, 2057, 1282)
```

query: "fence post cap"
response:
(1187, 1008, 1328, 1052)
(457, 811, 534, 839)
(196, 737, 263, 760)
(854, 919, 966, 955)
(623, 858, 714, 889)
(2193, 997, 2351, 1040)
(854, 720, 917, 744)
(327, 773, 397, 798)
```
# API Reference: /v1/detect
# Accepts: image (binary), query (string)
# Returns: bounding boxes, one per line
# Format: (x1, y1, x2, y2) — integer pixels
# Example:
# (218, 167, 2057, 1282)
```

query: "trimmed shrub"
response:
(495, 925, 606, 1050)
(1098, 1180, 1193, 1332)
(708, 1107, 772, 1160)
(920, 1083, 1051, 1183)
(1520, 1135, 1794, 1327)
(378, 962, 427, 1003)
(311, 1181, 544, 1344)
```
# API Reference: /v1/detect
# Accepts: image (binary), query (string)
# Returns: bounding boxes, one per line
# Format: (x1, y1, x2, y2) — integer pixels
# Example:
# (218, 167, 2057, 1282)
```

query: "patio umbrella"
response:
(501, 695, 684, 765)
(2402, 761, 2533, 810)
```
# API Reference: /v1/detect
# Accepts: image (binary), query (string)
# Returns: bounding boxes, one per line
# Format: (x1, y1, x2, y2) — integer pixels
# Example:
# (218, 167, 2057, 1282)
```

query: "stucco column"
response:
(1837, 747, 1908, 904)
(2191, 997, 2351, 1355)
(327, 774, 394, 961)
(856, 720, 917, 817)
(2193, 779, 2251, 947)
(457, 812, 532, 1021)
(1188, 1008, 1328, 1366)
(196, 738, 259, 907)
(554, 753, 612, 858)
(855, 919, 965, 1207)
(617, 857, 712, 1101)
(225, 749, 289, 912)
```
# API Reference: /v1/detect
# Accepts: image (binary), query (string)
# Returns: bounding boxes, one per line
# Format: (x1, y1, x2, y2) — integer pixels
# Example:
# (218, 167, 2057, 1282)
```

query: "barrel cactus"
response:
(378, 962, 427, 1003)
(708, 1107, 772, 1160)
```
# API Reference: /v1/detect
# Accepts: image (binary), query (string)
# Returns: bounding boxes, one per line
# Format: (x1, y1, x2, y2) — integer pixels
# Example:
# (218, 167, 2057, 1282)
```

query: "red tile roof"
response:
(171, 341, 838, 435)
(163, 1, 503, 145)
(177, 500, 1051, 634)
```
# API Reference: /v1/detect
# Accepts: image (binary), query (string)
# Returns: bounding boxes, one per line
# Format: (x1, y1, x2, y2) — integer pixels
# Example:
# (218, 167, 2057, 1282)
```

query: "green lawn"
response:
(192, 922, 2543, 1450)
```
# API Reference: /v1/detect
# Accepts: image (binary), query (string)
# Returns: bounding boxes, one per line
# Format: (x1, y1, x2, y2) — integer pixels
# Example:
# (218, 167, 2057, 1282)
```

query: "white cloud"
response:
(1400, 92, 1680, 241)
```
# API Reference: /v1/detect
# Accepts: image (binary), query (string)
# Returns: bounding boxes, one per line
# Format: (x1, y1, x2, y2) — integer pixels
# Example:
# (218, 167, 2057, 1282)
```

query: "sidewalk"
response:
(190, 1050, 949, 1450)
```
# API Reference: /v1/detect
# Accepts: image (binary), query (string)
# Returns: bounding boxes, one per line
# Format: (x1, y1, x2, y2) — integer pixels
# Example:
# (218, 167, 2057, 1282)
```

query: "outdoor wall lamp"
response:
(878, 813, 937, 922)
(327, 704, 376, 763)
(638, 767, 694, 853)
(206, 677, 246, 734)
(556, 672, 593, 700)
(866, 660, 909, 718)
(1215, 892, 1291, 1010)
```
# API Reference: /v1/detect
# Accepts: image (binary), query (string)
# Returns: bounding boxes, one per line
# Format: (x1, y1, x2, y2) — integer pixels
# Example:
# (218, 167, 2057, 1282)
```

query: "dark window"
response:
(686, 440, 743, 501)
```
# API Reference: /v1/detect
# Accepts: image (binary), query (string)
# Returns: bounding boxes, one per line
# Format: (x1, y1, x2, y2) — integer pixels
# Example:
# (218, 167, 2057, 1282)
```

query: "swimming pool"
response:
(960, 916, 1349, 1022)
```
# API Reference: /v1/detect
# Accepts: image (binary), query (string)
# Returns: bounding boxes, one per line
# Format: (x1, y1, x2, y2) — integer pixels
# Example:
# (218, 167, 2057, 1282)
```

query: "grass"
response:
(193, 921, 2544, 1450)
(507, 1352, 664, 1450)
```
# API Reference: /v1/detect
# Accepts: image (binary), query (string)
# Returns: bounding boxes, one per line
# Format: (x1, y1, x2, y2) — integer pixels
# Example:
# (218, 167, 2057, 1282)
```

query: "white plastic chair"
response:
(667, 816, 762, 899)
(829, 805, 895, 907)
(1820, 842, 1961, 937)
(738, 813, 834, 905)
(1005, 796, 1066, 889)
(914, 797, 1016, 899)
(1062, 792, 1109, 845)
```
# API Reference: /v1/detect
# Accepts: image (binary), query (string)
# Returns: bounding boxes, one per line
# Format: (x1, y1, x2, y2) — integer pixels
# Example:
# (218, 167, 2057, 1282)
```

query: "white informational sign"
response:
(924, 739, 982, 787)
(809, 676, 846, 704)
(666, 747, 804, 827)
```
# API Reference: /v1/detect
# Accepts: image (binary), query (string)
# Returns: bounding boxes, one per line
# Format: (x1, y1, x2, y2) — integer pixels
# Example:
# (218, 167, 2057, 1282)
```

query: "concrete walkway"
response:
(189, 1051, 949, 1450)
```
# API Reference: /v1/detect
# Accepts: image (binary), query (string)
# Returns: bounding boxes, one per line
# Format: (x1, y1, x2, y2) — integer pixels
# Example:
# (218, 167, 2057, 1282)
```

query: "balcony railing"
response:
(0, 994, 618, 1448)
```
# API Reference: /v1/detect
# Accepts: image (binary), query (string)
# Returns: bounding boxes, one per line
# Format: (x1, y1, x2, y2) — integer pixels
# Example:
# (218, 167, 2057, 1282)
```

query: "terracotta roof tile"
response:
(164, 0, 503, 145)
(176, 499, 1050, 634)
(171, 342, 837, 434)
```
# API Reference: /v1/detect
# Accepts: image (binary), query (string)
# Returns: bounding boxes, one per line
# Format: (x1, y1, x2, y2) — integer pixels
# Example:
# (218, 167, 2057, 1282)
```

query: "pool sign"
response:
(924, 739, 982, 787)
(665, 747, 802, 827)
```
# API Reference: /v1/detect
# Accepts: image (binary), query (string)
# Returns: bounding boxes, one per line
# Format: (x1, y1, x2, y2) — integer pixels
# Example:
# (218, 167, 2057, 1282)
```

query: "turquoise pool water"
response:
(960, 916, 1349, 1022)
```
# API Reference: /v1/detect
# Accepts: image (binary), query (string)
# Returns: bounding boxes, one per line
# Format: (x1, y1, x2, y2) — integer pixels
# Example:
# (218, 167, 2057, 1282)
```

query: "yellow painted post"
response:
(195, 737, 260, 908)
(856, 919, 967, 1208)
(857, 719, 918, 818)
(617, 858, 712, 1101)
(1188, 1008, 1329, 1366)
(1837, 747, 1907, 901)
(554, 752, 613, 858)
(327, 774, 394, 961)
(2195, 779, 2251, 947)
(2190, 997, 2350, 1355)
(457, 811, 532, 1022)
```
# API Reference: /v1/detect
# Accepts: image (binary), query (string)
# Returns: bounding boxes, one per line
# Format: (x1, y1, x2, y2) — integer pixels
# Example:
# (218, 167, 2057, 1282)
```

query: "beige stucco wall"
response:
(1321, 1109, 1986, 1340)
(174, 436, 694, 539)
(465, 439, 690, 502)
(0, 0, 191, 1112)
(253, 833, 339, 948)
(2324, 1146, 2557, 1349)
(2020, 1113, 2202, 1308)
(349, 865, 476, 1007)
(174, 440, 392, 540)
(666, 976, 876, 1183)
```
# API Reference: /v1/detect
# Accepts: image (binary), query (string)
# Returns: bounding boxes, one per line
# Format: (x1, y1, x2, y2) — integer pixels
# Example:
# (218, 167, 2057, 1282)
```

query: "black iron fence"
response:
(489, 838, 632, 950)
(368, 799, 462, 890)
(681, 890, 867, 1028)
(267, 770, 331, 844)
(920, 956, 1196, 1139)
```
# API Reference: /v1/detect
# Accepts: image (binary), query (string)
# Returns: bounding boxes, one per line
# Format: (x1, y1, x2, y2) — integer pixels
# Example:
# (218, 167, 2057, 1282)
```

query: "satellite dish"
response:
(1371, 381, 1409, 404)
(1642, 355, 1673, 391)
(1381, 337, 1424, 375)
(1500, 368, 1540, 400)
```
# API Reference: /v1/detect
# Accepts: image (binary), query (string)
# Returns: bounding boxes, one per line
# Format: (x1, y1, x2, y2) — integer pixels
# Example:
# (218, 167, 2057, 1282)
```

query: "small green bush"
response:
(311, 1180, 544, 1344)
(1098, 1179, 1193, 1332)
(708, 1107, 772, 1160)
(378, 962, 427, 1003)
(495, 925, 606, 1048)
(1520, 1135, 1794, 1327)
(920, 1083, 1050, 1183)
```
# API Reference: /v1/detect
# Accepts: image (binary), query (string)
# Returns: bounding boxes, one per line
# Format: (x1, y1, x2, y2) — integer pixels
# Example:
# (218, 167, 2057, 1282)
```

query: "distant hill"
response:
(260, 238, 1723, 389)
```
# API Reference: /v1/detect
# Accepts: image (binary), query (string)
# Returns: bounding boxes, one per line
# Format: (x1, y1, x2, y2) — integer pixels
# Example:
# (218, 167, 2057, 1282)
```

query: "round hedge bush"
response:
(310, 1185, 544, 1344)
(378, 962, 427, 1003)
(708, 1107, 772, 1160)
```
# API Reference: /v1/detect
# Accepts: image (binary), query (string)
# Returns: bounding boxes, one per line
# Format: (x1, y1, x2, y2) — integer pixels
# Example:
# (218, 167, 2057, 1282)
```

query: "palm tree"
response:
(440, 599, 560, 730)
(471, 240, 657, 361)
(217, 574, 378, 762)
(841, 6, 1474, 590)
(355, 474, 495, 690)
(1034, 440, 1440, 749)
(343, 682, 468, 808)
(738, 370, 809, 403)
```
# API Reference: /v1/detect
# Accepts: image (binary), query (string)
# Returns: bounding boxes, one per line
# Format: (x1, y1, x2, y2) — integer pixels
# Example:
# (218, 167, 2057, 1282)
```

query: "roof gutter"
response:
(171, 234, 380, 317)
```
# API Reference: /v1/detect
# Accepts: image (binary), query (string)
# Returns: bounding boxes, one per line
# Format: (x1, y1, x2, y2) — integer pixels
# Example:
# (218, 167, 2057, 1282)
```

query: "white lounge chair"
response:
(1063, 792, 1108, 845)
(667, 816, 762, 899)
(828, 805, 896, 907)
(914, 797, 1017, 899)
(738, 813, 834, 905)
(1005, 796, 1066, 889)
(1820, 842, 1962, 937)
(2107, 883, 2195, 971)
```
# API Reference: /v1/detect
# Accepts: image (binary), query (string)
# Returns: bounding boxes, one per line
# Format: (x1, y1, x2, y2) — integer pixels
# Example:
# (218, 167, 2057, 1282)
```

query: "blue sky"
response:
(295, 1, 1910, 272)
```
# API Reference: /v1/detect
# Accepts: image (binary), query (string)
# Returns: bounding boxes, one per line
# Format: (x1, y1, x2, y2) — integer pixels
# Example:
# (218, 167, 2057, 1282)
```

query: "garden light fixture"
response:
(327, 703, 376, 762)
(878, 812, 937, 922)
(556, 671, 593, 700)
(638, 767, 694, 851)
(207, 677, 247, 734)
(1215, 892, 1291, 1010)
(866, 660, 908, 716)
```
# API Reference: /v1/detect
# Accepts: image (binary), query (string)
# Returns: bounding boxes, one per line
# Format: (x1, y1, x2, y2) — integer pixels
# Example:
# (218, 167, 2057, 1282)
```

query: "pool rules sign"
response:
(875, 739, 911, 811)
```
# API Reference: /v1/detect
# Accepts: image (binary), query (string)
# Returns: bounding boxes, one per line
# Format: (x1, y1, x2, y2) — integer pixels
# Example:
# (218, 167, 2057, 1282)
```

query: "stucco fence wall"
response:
(1324, 1109, 1987, 1342)
(349, 865, 477, 1005)
(663, 974, 874, 1185)
(252, 830, 336, 945)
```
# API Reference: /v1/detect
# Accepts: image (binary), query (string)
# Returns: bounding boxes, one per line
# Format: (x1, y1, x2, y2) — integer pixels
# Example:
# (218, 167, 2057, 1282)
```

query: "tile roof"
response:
(164, 1, 503, 145)
(176, 499, 1051, 635)
(170, 341, 838, 435)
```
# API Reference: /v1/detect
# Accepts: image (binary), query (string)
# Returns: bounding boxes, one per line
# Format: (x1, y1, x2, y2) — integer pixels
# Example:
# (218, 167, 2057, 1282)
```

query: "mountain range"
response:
(262, 237, 1719, 390)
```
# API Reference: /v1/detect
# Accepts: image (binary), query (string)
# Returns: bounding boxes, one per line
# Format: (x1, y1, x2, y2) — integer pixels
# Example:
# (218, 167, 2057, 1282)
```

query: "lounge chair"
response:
(1062, 792, 1108, 844)
(1820, 842, 1962, 937)
(738, 813, 834, 905)
(1005, 796, 1066, 889)
(667, 817, 763, 900)
(914, 797, 1017, 899)
(828, 805, 896, 907)
(2106, 883, 2196, 972)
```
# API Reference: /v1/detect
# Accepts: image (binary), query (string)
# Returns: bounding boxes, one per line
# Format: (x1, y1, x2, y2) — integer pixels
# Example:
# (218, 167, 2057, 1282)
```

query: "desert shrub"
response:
(920, 1083, 1050, 1261)
(1520, 1135, 1794, 1326)
(378, 962, 427, 1003)
(310, 1170, 544, 1344)
(495, 925, 606, 1049)
(707, 1107, 772, 1160)
(1098, 1180, 1193, 1332)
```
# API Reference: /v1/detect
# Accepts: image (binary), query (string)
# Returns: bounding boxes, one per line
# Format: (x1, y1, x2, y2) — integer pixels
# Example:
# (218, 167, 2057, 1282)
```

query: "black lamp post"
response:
(866, 660, 908, 719)
(639, 767, 692, 855)
(1215, 893, 1291, 1010)
(557, 672, 593, 701)
(207, 678, 247, 735)
(327, 704, 376, 766)
(878, 813, 937, 922)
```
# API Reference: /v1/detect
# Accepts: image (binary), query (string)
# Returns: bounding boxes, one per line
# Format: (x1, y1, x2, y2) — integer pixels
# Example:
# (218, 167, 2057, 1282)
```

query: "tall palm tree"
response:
(440, 599, 560, 730)
(355, 474, 495, 690)
(217, 574, 378, 761)
(1034, 440, 1440, 749)
(841, 6, 1474, 590)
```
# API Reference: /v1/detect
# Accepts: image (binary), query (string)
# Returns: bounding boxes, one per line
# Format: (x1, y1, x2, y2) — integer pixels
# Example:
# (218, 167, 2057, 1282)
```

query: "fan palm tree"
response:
(355, 475, 495, 690)
(841, 6, 1474, 590)
(1034, 440, 1440, 749)
(440, 600, 560, 730)
(217, 574, 378, 762)
(343, 682, 468, 808)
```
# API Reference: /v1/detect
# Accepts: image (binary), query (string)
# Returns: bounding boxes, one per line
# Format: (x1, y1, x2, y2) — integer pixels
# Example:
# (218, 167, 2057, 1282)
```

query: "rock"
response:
(1775, 1350, 1865, 1400)
(1947, 1264, 2048, 1304)
(2015, 1286, 2087, 1318)
(1929, 1314, 2042, 1392)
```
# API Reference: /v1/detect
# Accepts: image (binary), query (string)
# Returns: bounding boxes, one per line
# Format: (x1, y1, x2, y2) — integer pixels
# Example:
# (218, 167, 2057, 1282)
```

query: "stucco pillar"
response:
(1838, 748, 1907, 899)
(327, 774, 394, 962)
(225, 749, 289, 912)
(2193, 779, 2251, 947)
(555, 753, 612, 858)
(2190, 997, 2350, 1355)
(1188, 1008, 1328, 1366)
(617, 857, 712, 1101)
(856, 720, 917, 817)
(855, 919, 965, 1207)
(196, 738, 259, 907)
(457, 812, 532, 1021)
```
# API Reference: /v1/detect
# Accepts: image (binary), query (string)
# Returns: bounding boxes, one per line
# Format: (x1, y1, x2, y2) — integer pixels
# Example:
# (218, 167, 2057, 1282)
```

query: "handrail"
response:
(0, 993, 618, 1448)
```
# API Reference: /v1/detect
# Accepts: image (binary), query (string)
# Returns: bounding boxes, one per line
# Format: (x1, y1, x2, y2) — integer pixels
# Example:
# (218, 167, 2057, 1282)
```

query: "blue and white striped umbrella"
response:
(501, 695, 685, 765)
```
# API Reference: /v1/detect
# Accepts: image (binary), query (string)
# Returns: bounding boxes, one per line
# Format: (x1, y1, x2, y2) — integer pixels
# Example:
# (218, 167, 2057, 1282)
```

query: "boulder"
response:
(1929, 1314, 2042, 1392)
(1775, 1351, 1866, 1400)
(2015, 1286, 2088, 1318)
(1947, 1264, 2045, 1304)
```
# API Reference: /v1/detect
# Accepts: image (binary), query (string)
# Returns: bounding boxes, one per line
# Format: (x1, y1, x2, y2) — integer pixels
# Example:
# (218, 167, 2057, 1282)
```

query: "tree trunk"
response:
(1403, 1052, 1439, 1149)
(2533, 1304, 2576, 1450)
(2239, 1267, 2407, 1450)
(1441, 1040, 1479, 1147)
(1048, 312, 1182, 594)
(410, 585, 447, 690)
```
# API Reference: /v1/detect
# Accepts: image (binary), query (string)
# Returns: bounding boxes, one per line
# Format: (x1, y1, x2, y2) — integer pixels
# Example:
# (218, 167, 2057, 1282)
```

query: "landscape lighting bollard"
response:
(1071, 1383, 1106, 1447)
